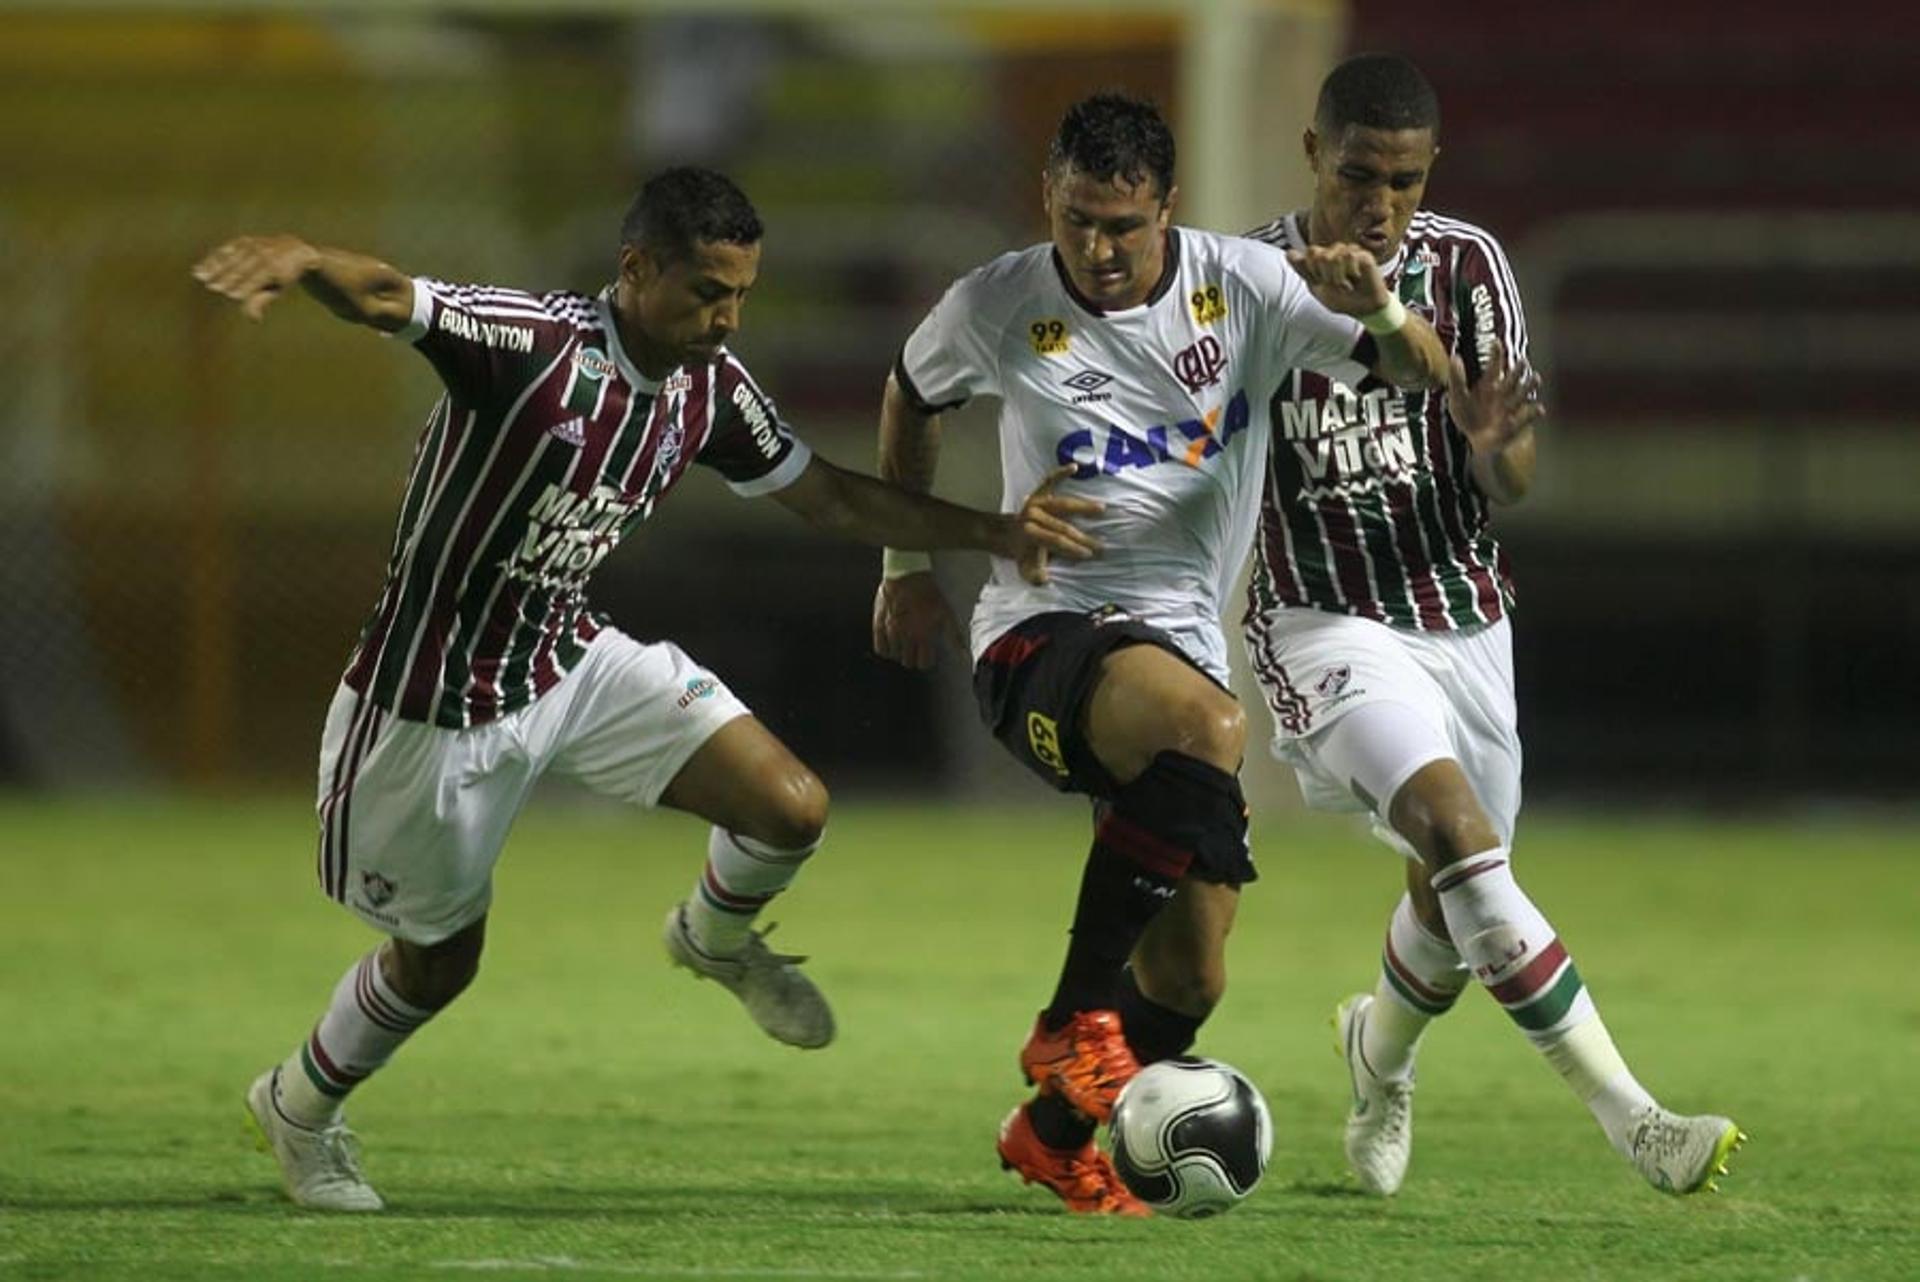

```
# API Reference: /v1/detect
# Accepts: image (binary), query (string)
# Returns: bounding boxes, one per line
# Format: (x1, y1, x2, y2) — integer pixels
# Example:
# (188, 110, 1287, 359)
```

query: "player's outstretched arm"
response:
(1449, 340, 1542, 504)
(1288, 243, 1448, 390)
(770, 456, 1101, 580)
(871, 375, 961, 668)
(193, 235, 414, 331)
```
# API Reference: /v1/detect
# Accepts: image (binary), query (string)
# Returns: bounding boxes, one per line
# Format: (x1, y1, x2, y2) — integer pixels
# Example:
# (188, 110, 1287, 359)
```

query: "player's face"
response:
(1304, 124, 1437, 261)
(1043, 165, 1176, 310)
(620, 239, 761, 373)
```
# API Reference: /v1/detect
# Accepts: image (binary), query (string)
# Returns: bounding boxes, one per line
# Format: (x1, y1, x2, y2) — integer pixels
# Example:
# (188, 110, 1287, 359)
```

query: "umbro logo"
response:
(1063, 369, 1114, 405)
(549, 416, 587, 447)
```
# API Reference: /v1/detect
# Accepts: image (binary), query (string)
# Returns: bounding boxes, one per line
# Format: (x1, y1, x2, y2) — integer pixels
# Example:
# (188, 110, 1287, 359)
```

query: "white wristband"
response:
(881, 548, 932, 580)
(1358, 295, 1408, 336)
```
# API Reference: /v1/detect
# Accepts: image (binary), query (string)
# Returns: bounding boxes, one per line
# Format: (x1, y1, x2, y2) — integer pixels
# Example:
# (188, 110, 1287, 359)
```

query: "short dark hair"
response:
(1315, 53, 1440, 138)
(1047, 92, 1176, 200)
(620, 166, 764, 262)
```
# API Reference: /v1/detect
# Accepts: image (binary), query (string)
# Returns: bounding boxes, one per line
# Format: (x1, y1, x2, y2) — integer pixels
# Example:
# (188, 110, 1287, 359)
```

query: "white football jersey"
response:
(899, 227, 1366, 683)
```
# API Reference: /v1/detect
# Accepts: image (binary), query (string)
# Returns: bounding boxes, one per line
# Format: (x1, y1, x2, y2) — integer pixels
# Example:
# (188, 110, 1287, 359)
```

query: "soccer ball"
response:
(1109, 1056, 1272, 1218)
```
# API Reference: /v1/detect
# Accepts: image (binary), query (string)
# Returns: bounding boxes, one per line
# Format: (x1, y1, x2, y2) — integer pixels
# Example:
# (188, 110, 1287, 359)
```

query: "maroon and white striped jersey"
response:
(1245, 210, 1530, 632)
(343, 278, 810, 727)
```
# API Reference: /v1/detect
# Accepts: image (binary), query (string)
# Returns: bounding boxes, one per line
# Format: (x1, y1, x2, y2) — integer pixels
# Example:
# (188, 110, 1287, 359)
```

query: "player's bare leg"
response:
(1385, 760, 1743, 1194)
(1131, 876, 1238, 1021)
(1009, 646, 1248, 1211)
(1124, 873, 1239, 1074)
(1119, 878, 1241, 1112)
(247, 919, 484, 1211)
(660, 715, 835, 1049)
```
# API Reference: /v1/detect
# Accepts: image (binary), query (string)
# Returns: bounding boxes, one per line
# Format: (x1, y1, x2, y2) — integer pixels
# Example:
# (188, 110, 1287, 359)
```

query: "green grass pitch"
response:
(1, 794, 1916, 1280)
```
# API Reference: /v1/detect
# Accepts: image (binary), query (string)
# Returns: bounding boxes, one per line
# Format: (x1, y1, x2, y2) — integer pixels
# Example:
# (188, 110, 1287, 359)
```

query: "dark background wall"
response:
(1, 6, 1912, 799)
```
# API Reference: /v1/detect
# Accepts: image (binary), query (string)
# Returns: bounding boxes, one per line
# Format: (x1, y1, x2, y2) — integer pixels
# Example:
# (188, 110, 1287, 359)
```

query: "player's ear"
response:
(620, 243, 659, 291)
(1302, 127, 1319, 170)
(1159, 183, 1179, 226)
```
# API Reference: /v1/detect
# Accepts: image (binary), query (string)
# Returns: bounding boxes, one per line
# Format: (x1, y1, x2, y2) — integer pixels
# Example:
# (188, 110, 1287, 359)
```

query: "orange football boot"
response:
(1018, 1010, 1141, 1123)
(996, 1103, 1150, 1216)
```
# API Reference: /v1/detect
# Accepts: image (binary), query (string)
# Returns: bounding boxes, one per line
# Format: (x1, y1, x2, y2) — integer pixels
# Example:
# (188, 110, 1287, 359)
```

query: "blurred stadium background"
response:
(2, 0, 1915, 806)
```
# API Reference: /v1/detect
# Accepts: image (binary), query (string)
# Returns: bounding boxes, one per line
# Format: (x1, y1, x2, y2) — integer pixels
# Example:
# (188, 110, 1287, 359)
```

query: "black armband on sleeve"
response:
(893, 350, 966, 416)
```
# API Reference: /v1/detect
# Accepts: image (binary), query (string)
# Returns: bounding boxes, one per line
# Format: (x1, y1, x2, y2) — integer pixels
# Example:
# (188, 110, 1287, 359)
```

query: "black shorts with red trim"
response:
(972, 607, 1256, 886)
(973, 607, 1174, 795)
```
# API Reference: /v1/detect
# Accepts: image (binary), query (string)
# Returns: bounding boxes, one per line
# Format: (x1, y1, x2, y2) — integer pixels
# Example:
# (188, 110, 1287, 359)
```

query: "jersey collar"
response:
(1051, 227, 1182, 318)
(596, 287, 666, 394)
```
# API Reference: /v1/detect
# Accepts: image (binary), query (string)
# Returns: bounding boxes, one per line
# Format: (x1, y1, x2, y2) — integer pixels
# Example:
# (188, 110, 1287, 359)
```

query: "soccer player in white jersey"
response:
(872, 93, 1449, 1214)
(192, 167, 1098, 1212)
(1243, 53, 1744, 1197)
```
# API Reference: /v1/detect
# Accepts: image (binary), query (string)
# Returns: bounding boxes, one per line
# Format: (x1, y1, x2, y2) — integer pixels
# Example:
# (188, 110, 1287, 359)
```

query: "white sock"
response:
(1544, 1019, 1659, 1156)
(682, 826, 818, 956)
(1432, 848, 1654, 1151)
(1363, 893, 1468, 1081)
(273, 948, 434, 1128)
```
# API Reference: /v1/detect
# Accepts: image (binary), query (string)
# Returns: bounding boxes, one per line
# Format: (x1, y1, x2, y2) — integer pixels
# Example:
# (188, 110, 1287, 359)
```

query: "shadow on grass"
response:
(1286, 1179, 1373, 1200)
(2, 1187, 1117, 1223)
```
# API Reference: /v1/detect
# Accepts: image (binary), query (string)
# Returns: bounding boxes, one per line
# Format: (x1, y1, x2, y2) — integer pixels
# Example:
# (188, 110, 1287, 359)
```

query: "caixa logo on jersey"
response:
(1173, 334, 1227, 393)
(1056, 389, 1250, 480)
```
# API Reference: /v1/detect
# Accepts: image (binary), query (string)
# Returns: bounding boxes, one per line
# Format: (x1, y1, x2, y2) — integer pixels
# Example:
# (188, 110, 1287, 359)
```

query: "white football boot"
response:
(1335, 993, 1415, 1196)
(663, 904, 835, 1049)
(245, 1069, 384, 1211)
(1627, 1104, 1746, 1194)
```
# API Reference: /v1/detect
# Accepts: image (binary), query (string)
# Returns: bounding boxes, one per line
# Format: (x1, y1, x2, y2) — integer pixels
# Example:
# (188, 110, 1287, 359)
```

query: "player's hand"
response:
(1001, 465, 1103, 586)
(872, 572, 965, 671)
(1287, 243, 1392, 317)
(1447, 340, 1543, 458)
(192, 234, 322, 322)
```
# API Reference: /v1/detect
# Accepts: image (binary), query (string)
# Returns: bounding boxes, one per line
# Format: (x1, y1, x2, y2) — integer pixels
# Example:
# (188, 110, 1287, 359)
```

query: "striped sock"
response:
(683, 826, 819, 957)
(273, 948, 434, 1129)
(1364, 893, 1468, 1081)
(1432, 849, 1655, 1151)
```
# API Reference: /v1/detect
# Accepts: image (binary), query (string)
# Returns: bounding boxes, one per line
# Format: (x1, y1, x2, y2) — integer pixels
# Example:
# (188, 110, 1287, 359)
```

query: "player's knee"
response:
(753, 766, 829, 850)
(1390, 772, 1498, 869)
(1419, 807, 1501, 868)
(385, 932, 483, 1010)
(1111, 753, 1252, 886)
(1163, 692, 1246, 772)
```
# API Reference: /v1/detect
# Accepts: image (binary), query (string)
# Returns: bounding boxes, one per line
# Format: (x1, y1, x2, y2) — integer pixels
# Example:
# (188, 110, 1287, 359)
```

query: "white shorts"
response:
(1245, 608, 1521, 858)
(313, 627, 750, 943)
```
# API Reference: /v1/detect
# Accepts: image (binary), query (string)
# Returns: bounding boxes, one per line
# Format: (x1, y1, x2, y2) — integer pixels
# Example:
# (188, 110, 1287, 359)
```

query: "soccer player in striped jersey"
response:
(193, 167, 1099, 1212)
(872, 93, 1450, 1214)
(1243, 53, 1743, 1197)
